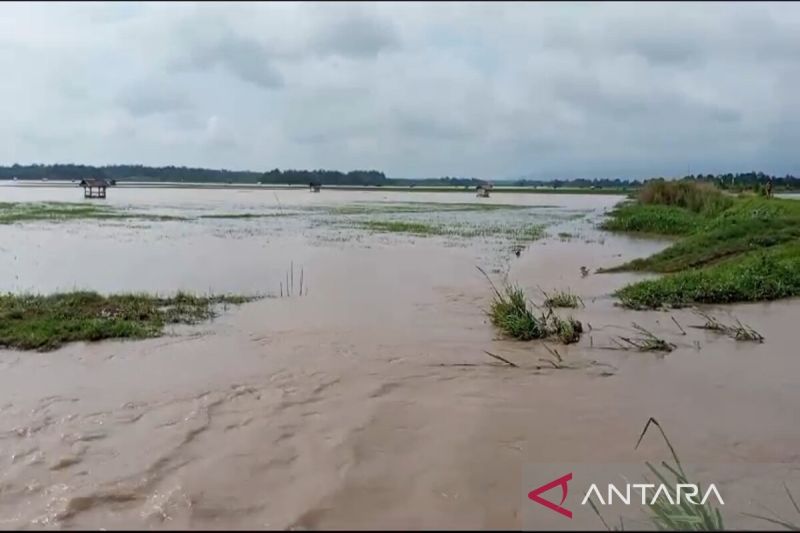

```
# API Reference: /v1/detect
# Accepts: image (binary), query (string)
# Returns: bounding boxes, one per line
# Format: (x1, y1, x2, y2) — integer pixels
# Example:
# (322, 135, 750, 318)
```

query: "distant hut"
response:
(79, 178, 109, 199)
(309, 181, 321, 193)
(476, 183, 492, 198)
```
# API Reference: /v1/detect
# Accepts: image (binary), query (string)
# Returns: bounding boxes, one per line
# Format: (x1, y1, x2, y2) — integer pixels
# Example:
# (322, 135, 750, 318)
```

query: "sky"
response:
(1, 1, 799, 180)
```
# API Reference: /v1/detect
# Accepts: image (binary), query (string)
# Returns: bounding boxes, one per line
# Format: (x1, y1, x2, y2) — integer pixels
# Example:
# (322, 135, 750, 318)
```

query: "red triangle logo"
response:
(528, 472, 573, 518)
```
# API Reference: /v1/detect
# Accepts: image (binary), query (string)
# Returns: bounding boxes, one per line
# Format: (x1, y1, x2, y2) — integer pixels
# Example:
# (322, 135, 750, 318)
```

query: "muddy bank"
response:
(0, 192, 799, 529)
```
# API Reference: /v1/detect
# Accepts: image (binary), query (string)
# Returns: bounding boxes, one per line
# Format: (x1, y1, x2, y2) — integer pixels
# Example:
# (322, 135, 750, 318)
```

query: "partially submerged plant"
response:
(690, 310, 764, 343)
(477, 267, 583, 344)
(635, 417, 725, 531)
(541, 287, 585, 309)
(610, 323, 676, 353)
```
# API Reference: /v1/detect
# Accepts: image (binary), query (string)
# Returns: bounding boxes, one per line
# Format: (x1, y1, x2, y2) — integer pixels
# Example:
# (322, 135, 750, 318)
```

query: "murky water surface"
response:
(0, 186, 798, 529)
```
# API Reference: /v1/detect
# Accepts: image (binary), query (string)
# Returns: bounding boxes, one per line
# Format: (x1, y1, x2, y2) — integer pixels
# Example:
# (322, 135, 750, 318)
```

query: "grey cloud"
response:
(184, 33, 283, 89)
(118, 88, 190, 117)
(1, 2, 800, 179)
(312, 12, 399, 59)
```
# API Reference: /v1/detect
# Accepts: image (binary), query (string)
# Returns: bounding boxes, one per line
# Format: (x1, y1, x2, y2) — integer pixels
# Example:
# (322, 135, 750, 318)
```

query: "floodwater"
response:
(0, 186, 799, 530)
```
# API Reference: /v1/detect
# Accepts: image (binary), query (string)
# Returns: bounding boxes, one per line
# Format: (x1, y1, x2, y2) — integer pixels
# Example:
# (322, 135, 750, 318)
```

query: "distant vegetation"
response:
(600, 181, 800, 308)
(3, 164, 799, 190)
(0, 202, 185, 224)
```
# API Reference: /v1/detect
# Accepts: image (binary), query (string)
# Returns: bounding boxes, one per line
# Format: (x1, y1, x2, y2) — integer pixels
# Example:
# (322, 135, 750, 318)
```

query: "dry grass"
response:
(690, 310, 764, 342)
(608, 323, 676, 353)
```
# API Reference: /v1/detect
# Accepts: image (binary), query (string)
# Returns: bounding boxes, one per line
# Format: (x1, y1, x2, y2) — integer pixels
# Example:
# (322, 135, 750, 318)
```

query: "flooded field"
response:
(1, 186, 799, 529)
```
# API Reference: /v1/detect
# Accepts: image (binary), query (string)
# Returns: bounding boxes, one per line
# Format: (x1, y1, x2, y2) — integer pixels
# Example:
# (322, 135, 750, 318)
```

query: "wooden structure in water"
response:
(79, 179, 109, 199)
(309, 181, 322, 193)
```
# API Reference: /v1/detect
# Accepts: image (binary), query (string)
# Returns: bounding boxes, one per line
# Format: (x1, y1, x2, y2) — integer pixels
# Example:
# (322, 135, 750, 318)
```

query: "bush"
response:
(638, 180, 733, 215)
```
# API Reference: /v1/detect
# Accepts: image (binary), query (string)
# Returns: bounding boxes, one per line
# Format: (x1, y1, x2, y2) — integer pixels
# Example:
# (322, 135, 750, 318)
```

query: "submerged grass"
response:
(0, 202, 186, 224)
(358, 219, 547, 241)
(690, 310, 765, 342)
(0, 291, 257, 351)
(600, 181, 800, 308)
(541, 287, 584, 309)
(478, 267, 583, 344)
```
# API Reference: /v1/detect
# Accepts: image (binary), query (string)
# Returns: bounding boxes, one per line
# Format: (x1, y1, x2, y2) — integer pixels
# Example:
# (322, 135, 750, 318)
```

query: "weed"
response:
(609, 323, 676, 352)
(690, 310, 764, 342)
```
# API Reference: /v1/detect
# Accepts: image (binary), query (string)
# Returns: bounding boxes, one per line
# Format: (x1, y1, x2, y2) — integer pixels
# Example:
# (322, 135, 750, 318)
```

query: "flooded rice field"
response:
(1, 186, 799, 529)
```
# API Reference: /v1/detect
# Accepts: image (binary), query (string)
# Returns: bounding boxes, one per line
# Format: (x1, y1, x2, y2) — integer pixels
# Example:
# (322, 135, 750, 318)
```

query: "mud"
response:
(0, 187, 798, 529)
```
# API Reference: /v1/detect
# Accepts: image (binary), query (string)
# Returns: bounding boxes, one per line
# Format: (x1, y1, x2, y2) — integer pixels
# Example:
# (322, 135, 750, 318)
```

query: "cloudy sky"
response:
(1, 1, 799, 180)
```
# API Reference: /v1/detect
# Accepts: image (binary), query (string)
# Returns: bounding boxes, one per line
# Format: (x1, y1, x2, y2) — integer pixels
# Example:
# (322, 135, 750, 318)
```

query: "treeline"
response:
(511, 178, 642, 188)
(677, 171, 800, 191)
(0, 164, 262, 183)
(0, 164, 484, 187)
(1, 164, 798, 190)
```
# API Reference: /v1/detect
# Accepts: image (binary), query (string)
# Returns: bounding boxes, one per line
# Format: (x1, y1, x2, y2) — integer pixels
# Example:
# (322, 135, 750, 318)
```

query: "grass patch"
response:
(360, 220, 442, 235)
(615, 244, 800, 309)
(600, 203, 704, 236)
(638, 179, 733, 215)
(541, 288, 584, 309)
(357, 219, 547, 241)
(478, 268, 583, 344)
(600, 182, 800, 308)
(0, 202, 186, 224)
(0, 291, 257, 351)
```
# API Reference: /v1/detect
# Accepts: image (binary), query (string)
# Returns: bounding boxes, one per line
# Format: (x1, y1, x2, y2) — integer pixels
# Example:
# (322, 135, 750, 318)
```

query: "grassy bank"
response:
(601, 181, 800, 308)
(0, 291, 257, 351)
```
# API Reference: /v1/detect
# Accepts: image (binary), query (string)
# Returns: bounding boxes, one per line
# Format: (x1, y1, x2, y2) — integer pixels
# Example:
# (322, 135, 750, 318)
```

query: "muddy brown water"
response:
(0, 187, 799, 529)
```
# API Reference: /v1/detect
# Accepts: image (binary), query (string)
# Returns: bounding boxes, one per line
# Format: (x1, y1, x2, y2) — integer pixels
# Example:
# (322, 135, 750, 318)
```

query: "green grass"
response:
(541, 288, 583, 309)
(358, 219, 547, 241)
(600, 203, 705, 236)
(0, 202, 186, 224)
(638, 179, 733, 215)
(360, 220, 442, 235)
(636, 418, 725, 531)
(616, 244, 800, 309)
(0, 291, 257, 351)
(600, 182, 800, 308)
(482, 274, 583, 343)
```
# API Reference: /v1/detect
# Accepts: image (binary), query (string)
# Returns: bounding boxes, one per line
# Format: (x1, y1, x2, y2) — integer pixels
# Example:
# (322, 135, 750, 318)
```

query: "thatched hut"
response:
(79, 179, 109, 199)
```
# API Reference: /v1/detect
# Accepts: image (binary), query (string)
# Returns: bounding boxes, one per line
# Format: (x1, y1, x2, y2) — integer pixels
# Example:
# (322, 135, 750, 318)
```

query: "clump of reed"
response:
(477, 267, 583, 344)
(690, 310, 764, 342)
(638, 179, 733, 215)
(279, 261, 308, 297)
(541, 287, 585, 309)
